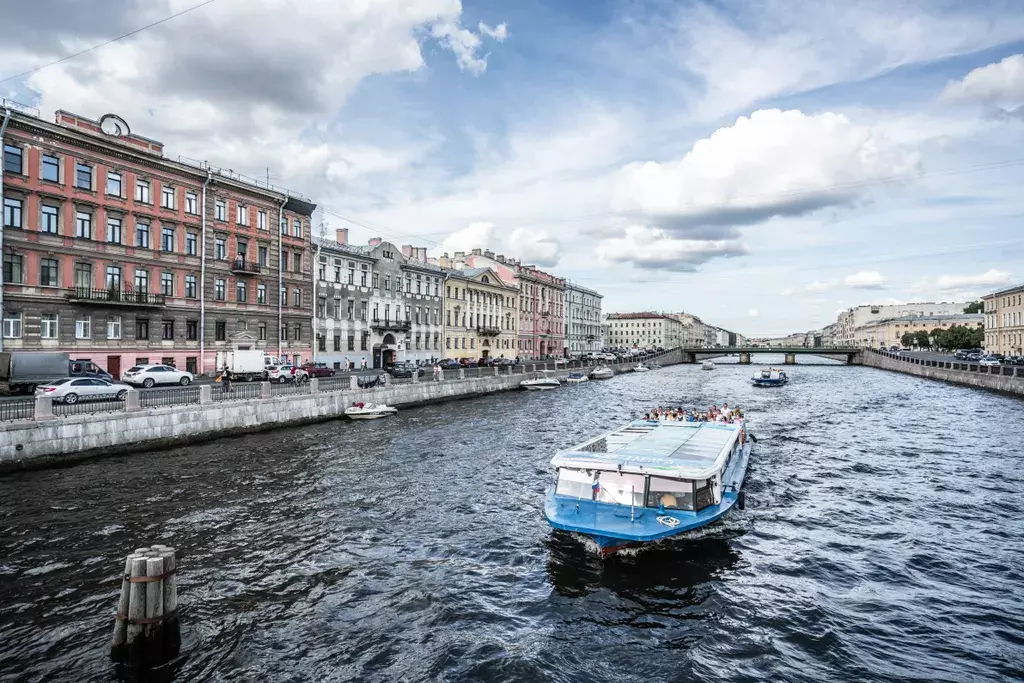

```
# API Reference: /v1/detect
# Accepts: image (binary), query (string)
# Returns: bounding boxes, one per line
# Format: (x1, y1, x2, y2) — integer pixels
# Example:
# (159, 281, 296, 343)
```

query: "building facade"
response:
(311, 231, 444, 369)
(565, 281, 603, 355)
(443, 267, 518, 360)
(604, 312, 683, 348)
(854, 314, 983, 349)
(835, 302, 969, 347)
(1, 107, 314, 377)
(982, 283, 1024, 355)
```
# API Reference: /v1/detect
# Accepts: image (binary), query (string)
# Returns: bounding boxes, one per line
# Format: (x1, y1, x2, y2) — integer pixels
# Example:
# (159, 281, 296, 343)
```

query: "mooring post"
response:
(349, 375, 358, 390)
(33, 395, 54, 421)
(309, 377, 319, 394)
(144, 555, 164, 649)
(126, 556, 147, 649)
(111, 553, 140, 650)
(260, 381, 272, 399)
(459, 368, 465, 380)
(125, 390, 141, 412)
(199, 385, 212, 404)
(411, 371, 419, 383)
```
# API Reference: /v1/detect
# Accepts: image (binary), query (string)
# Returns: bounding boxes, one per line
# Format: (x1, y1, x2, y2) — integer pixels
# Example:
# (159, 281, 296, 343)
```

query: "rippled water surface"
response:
(2, 359, 1023, 682)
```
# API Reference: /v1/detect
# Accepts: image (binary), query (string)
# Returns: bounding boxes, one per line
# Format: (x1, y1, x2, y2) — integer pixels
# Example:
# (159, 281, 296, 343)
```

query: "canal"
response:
(1, 359, 1022, 682)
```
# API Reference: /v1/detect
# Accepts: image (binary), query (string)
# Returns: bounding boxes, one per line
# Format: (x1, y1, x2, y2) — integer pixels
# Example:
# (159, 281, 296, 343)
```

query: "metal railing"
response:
(212, 383, 262, 401)
(270, 381, 308, 397)
(52, 397, 125, 417)
(317, 376, 349, 393)
(0, 398, 36, 422)
(66, 287, 166, 306)
(140, 386, 201, 408)
(230, 258, 261, 274)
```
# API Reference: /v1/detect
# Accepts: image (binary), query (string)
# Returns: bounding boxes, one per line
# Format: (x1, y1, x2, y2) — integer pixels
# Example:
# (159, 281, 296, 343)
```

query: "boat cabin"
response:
(551, 421, 744, 513)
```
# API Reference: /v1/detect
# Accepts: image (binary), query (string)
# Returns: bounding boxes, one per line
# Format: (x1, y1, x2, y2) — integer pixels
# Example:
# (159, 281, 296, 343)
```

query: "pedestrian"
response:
(222, 366, 232, 393)
(343, 356, 349, 372)
(433, 363, 440, 382)
(361, 357, 367, 370)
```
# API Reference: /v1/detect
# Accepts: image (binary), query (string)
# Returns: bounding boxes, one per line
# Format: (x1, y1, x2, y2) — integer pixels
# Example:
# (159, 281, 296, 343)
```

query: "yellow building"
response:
(983, 283, 1024, 355)
(855, 314, 983, 349)
(443, 267, 518, 360)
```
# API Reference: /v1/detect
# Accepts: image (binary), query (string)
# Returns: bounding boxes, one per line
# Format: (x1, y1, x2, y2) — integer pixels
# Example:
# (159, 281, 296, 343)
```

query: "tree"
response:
(963, 301, 983, 314)
(900, 332, 914, 348)
(912, 330, 931, 348)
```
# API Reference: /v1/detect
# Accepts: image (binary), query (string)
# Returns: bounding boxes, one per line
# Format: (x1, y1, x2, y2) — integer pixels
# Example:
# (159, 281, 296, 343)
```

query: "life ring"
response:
(656, 515, 681, 528)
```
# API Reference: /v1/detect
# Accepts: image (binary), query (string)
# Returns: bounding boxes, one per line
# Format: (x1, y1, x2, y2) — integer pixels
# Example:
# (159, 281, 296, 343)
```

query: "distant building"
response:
(854, 313, 983, 349)
(982, 283, 1024, 355)
(442, 267, 518, 361)
(835, 302, 970, 347)
(565, 281, 603, 355)
(605, 312, 682, 348)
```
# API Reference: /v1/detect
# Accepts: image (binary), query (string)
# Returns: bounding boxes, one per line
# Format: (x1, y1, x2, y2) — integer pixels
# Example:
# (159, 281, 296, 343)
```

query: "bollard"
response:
(493, 366, 499, 376)
(384, 372, 392, 386)
(199, 385, 212, 404)
(33, 395, 55, 421)
(459, 368, 465, 380)
(125, 390, 141, 412)
(111, 545, 181, 665)
(350, 375, 358, 390)
(261, 381, 272, 399)
(309, 377, 319, 394)
(412, 371, 418, 383)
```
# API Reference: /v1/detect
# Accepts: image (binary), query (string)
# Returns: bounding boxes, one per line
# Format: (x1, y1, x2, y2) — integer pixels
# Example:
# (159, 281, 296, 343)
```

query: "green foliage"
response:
(963, 301, 983, 314)
(912, 330, 931, 348)
(930, 324, 984, 350)
(900, 332, 914, 348)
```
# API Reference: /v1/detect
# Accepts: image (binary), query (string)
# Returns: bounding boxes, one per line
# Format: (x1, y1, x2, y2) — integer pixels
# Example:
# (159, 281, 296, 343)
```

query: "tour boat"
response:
(589, 366, 614, 380)
(633, 363, 650, 373)
(702, 361, 716, 371)
(751, 368, 788, 387)
(565, 372, 589, 384)
(544, 419, 752, 556)
(344, 403, 398, 420)
(520, 370, 561, 391)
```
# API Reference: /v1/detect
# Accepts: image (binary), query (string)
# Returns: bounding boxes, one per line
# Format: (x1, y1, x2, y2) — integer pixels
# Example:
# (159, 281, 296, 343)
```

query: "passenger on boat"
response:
(351, 401, 365, 409)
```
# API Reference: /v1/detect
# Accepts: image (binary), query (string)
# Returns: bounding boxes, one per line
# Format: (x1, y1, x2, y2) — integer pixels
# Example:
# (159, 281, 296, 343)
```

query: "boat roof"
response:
(551, 420, 741, 480)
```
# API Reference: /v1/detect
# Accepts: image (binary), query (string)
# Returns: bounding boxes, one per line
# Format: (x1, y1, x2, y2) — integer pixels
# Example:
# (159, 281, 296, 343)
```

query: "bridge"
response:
(682, 346, 863, 365)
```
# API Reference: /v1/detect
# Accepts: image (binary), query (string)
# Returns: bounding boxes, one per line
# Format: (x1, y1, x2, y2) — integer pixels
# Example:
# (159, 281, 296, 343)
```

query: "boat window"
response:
(596, 471, 645, 506)
(555, 468, 594, 499)
(646, 477, 694, 511)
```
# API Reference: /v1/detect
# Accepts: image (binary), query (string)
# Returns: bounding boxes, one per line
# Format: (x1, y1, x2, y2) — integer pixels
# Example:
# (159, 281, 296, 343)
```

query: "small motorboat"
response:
(521, 370, 561, 391)
(751, 368, 788, 387)
(589, 366, 614, 380)
(565, 372, 589, 384)
(702, 361, 716, 371)
(633, 363, 650, 373)
(344, 402, 398, 419)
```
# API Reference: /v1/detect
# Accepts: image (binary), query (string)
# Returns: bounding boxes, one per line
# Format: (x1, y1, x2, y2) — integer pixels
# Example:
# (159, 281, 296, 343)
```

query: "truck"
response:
(214, 350, 274, 382)
(0, 352, 113, 394)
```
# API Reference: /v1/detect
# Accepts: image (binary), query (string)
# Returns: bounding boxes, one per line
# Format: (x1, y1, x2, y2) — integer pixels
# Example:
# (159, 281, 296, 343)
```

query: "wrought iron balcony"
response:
(476, 326, 501, 336)
(371, 319, 411, 332)
(540, 309, 551, 317)
(230, 258, 261, 275)
(66, 287, 166, 307)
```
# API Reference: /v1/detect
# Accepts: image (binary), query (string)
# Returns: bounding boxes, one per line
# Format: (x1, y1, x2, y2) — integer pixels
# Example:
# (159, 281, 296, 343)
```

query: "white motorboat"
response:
(633, 364, 650, 373)
(344, 402, 398, 420)
(565, 372, 589, 384)
(521, 370, 561, 391)
(702, 361, 716, 371)
(589, 366, 614, 380)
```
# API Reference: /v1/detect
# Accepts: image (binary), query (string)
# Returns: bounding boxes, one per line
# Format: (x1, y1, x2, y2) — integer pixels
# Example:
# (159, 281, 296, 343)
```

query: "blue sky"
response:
(4, 0, 1024, 335)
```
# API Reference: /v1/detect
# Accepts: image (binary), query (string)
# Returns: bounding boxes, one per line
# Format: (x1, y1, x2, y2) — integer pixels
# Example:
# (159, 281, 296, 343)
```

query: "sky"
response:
(3, 0, 1024, 336)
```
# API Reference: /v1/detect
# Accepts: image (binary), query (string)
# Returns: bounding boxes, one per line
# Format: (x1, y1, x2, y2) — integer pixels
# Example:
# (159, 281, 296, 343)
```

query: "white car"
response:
(979, 356, 1001, 367)
(121, 364, 194, 388)
(267, 365, 298, 383)
(36, 378, 133, 404)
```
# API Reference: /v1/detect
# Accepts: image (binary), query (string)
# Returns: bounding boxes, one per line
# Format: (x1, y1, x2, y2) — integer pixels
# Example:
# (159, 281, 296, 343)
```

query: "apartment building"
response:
(604, 312, 683, 348)
(982, 283, 1024, 355)
(443, 267, 518, 360)
(835, 302, 968, 347)
(565, 281, 603, 355)
(854, 313, 983, 349)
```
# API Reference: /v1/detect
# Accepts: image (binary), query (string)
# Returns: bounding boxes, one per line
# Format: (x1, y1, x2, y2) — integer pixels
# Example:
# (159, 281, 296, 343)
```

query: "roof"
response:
(606, 312, 673, 320)
(860, 313, 982, 327)
(551, 420, 741, 480)
(984, 282, 1024, 298)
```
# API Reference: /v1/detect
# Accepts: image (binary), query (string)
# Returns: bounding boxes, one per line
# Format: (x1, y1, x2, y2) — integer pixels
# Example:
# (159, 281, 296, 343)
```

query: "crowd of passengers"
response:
(643, 403, 743, 423)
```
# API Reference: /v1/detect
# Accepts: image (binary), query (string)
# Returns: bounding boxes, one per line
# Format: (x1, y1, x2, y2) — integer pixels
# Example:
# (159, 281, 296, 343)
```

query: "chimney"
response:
(335, 228, 348, 245)
(418, 247, 428, 261)
(454, 251, 466, 259)
(471, 248, 482, 256)
(369, 237, 383, 247)
(484, 249, 494, 259)
(401, 245, 413, 258)
(496, 255, 506, 264)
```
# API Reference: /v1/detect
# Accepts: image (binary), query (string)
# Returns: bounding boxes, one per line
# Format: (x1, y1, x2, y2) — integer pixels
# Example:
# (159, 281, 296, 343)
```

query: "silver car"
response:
(35, 378, 133, 404)
(121, 364, 194, 388)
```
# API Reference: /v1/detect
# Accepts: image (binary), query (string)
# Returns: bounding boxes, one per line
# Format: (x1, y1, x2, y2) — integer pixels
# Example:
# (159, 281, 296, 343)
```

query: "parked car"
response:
(438, 358, 461, 369)
(966, 353, 983, 362)
(979, 356, 1001, 367)
(477, 357, 496, 367)
(266, 365, 295, 383)
(492, 358, 515, 367)
(36, 378, 133, 404)
(121, 365, 194, 388)
(954, 350, 969, 360)
(389, 362, 425, 379)
(459, 357, 478, 367)
(299, 362, 336, 378)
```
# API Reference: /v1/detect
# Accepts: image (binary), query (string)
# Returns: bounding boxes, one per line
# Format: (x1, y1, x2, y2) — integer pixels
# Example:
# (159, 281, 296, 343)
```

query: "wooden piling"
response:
(126, 556, 148, 648)
(144, 556, 164, 639)
(111, 545, 182, 664)
(111, 553, 141, 650)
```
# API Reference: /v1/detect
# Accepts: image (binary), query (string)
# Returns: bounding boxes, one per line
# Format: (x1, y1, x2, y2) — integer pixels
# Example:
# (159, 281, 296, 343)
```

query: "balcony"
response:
(371, 319, 412, 332)
(477, 326, 500, 336)
(66, 287, 166, 307)
(230, 258, 261, 275)
(540, 309, 551, 317)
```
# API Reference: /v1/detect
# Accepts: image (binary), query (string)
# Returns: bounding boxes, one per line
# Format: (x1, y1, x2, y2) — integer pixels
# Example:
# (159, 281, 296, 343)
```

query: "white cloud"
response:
(935, 269, 1012, 290)
(941, 54, 1024, 111)
(780, 288, 794, 296)
(595, 225, 747, 272)
(479, 22, 509, 41)
(844, 271, 888, 289)
(438, 222, 561, 267)
(806, 280, 835, 292)
(508, 227, 561, 267)
(611, 109, 920, 234)
(748, 309, 760, 318)
(441, 221, 496, 254)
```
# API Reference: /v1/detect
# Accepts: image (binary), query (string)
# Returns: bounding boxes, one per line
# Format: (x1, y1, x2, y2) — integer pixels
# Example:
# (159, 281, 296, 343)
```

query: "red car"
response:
(298, 363, 336, 378)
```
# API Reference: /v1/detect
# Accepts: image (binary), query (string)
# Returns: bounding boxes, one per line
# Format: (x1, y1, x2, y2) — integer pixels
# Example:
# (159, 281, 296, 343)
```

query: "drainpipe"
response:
(277, 197, 287, 364)
(0, 106, 12, 353)
(199, 170, 212, 375)
(312, 237, 320, 363)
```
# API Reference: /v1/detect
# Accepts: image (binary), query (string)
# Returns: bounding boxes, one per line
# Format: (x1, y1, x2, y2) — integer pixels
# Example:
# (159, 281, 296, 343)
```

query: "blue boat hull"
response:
(545, 439, 752, 555)
(751, 378, 787, 387)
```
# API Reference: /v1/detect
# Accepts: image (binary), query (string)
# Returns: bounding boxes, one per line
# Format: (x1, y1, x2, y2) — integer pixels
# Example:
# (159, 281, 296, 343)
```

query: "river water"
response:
(1, 358, 1023, 682)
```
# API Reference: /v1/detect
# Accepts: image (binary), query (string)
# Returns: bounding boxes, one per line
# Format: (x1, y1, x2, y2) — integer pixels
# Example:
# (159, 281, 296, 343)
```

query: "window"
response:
(3, 314, 22, 339)
(372, 273, 379, 289)
(215, 199, 226, 221)
(107, 216, 122, 243)
(257, 210, 266, 230)
(215, 279, 225, 301)
(42, 154, 60, 182)
(185, 192, 197, 214)
(360, 301, 367, 321)
(317, 334, 326, 352)
(360, 266, 367, 287)
(161, 272, 174, 296)
(75, 316, 92, 339)
(317, 298, 326, 318)
(258, 245, 268, 266)
(135, 179, 150, 203)
(134, 269, 149, 292)
(185, 275, 197, 298)
(385, 276, 391, 291)
(162, 319, 174, 340)
(292, 252, 301, 273)
(186, 320, 198, 341)
(293, 288, 301, 308)
(236, 239, 248, 261)
(161, 226, 175, 252)
(293, 219, 302, 238)
(215, 321, 226, 341)
(75, 162, 92, 189)
(186, 232, 197, 255)
(105, 265, 122, 288)
(74, 262, 92, 289)
(646, 476, 695, 511)
(333, 335, 341, 351)
(292, 324, 301, 341)
(236, 281, 247, 303)
(3, 145, 22, 174)
(258, 323, 267, 341)
(107, 171, 122, 197)
(236, 204, 248, 225)
(361, 331, 369, 351)
(161, 186, 175, 209)
(40, 313, 58, 339)
(75, 211, 92, 239)
(111, 317, 125, 340)
(280, 285, 288, 307)
(334, 297, 342, 319)
(3, 197, 21, 228)
(215, 237, 226, 260)
(136, 222, 150, 248)
(40, 258, 58, 287)
(280, 218, 288, 235)
(347, 334, 355, 351)
(281, 252, 288, 272)
(347, 300, 354, 320)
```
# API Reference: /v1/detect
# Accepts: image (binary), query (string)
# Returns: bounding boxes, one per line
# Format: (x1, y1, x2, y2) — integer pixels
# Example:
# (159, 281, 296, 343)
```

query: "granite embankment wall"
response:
(0, 349, 683, 473)
(861, 349, 1024, 397)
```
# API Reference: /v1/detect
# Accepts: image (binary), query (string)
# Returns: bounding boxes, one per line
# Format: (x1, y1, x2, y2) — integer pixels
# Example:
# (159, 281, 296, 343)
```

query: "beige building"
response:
(835, 302, 969, 346)
(854, 314, 983, 349)
(605, 312, 683, 348)
(983, 283, 1024, 355)
(443, 267, 518, 360)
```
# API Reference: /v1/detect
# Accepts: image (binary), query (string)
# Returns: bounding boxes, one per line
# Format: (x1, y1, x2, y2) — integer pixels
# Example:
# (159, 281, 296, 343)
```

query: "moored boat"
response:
(520, 370, 561, 391)
(544, 419, 752, 556)
(702, 360, 715, 370)
(751, 367, 788, 387)
(565, 372, 589, 384)
(344, 402, 398, 420)
(633, 363, 650, 373)
(589, 366, 614, 380)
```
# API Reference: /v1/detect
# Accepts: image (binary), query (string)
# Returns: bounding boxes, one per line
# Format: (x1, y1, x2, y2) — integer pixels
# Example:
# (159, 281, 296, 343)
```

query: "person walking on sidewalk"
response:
(222, 366, 232, 393)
